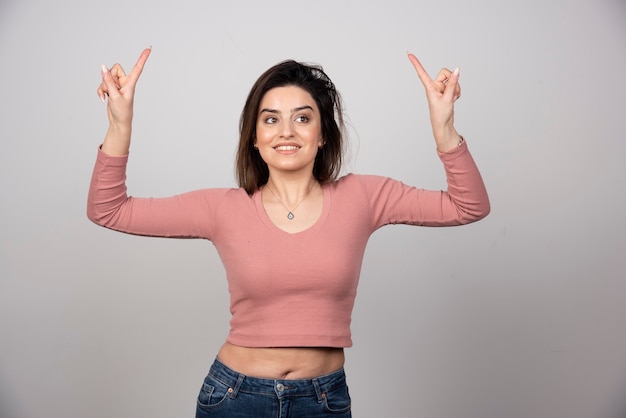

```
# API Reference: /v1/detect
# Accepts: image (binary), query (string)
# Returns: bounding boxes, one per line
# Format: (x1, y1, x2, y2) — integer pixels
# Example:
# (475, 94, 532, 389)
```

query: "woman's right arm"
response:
(88, 47, 222, 240)
(87, 148, 223, 239)
(97, 47, 152, 156)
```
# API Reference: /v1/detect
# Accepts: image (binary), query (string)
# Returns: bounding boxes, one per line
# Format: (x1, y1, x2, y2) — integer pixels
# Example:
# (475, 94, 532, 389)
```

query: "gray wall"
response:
(1, 0, 625, 417)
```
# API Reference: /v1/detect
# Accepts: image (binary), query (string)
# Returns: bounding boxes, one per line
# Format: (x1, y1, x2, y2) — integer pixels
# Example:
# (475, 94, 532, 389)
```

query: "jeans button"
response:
(276, 383, 284, 392)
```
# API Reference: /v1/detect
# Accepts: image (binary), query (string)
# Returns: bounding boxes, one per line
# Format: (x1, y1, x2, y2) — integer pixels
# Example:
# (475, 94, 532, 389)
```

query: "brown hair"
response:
(236, 60, 345, 194)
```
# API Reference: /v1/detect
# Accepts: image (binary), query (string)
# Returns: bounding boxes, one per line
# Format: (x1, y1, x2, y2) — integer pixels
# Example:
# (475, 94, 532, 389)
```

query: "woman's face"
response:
(255, 85, 323, 177)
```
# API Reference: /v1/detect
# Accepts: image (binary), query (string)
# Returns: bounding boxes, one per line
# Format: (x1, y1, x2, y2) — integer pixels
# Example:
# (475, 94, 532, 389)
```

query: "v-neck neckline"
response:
(254, 184, 331, 236)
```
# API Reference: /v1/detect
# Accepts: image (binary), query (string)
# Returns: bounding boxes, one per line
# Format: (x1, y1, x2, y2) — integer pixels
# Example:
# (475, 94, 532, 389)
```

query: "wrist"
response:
(102, 124, 132, 156)
(434, 127, 462, 153)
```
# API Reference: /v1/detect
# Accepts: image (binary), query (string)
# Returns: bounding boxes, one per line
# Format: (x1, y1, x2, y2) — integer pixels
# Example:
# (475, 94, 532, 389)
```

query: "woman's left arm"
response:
(401, 54, 489, 224)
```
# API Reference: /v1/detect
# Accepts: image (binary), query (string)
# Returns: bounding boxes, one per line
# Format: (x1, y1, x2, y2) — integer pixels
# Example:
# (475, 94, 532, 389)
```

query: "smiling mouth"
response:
(274, 145, 300, 151)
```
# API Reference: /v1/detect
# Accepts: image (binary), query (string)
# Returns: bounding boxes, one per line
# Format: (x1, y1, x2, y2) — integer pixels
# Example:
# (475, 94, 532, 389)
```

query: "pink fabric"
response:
(88, 141, 489, 347)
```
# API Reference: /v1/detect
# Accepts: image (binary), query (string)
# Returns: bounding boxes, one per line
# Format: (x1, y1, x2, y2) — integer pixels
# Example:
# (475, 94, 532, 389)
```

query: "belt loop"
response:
(312, 377, 324, 402)
(229, 374, 245, 399)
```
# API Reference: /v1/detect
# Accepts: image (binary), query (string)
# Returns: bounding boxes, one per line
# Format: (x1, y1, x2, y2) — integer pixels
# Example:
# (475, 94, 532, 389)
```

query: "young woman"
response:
(89, 47, 489, 417)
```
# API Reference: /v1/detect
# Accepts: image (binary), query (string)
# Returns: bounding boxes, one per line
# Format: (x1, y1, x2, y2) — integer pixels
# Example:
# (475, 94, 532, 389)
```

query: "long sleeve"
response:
(355, 140, 490, 228)
(86, 147, 231, 239)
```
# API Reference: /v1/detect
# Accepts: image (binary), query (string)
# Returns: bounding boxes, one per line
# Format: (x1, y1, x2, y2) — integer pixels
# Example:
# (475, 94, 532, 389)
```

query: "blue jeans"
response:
(195, 358, 352, 417)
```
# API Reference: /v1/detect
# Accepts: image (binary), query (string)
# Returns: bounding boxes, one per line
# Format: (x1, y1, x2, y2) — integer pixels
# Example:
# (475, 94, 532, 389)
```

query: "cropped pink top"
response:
(87, 141, 489, 347)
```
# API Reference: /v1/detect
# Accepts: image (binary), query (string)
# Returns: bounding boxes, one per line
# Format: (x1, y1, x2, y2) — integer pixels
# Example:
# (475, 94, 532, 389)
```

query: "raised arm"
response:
(97, 47, 152, 156)
(400, 53, 489, 222)
(88, 47, 218, 239)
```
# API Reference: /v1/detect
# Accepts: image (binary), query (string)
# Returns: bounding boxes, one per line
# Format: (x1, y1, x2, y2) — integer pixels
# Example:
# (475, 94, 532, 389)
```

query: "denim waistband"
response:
(208, 357, 347, 400)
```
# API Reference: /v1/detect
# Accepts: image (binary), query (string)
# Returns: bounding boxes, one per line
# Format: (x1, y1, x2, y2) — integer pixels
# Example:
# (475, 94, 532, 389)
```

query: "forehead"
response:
(260, 86, 318, 111)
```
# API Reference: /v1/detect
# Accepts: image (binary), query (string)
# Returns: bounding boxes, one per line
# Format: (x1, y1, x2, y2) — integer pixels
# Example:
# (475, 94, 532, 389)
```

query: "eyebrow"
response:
(259, 105, 314, 114)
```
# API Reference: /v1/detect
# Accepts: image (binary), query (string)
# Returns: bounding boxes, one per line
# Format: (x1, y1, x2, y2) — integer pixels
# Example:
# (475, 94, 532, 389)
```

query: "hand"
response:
(97, 47, 152, 128)
(407, 53, 462, 152)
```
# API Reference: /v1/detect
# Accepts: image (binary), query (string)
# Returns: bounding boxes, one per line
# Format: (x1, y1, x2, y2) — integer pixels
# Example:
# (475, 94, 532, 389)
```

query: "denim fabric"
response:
(196, 358, 352, 418)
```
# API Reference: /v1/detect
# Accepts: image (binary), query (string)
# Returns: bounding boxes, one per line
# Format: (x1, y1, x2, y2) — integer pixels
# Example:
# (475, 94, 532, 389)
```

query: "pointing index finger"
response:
(125, 46, 152, 88)
(407, 52, 433, 89)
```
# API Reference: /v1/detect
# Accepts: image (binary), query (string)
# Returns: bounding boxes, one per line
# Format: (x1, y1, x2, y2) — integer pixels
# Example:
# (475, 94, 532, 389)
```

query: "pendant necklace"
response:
(265, 182, 317, 220)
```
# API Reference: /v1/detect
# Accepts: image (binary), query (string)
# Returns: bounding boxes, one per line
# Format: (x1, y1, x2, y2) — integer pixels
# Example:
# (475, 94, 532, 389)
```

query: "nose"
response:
(280, 120, 294, 138)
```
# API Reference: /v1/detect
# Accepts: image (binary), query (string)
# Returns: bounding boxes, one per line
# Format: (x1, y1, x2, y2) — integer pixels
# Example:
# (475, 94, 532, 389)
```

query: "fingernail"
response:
(101, 64, 109, 74)
(453, 67, 460, 77)
(100, 94, 105, 104)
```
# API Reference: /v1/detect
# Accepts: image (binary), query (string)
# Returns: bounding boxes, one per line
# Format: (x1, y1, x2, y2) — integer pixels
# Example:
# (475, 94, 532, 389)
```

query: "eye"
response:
(264, 116, 278, 124)
(295, 115, 309, 123)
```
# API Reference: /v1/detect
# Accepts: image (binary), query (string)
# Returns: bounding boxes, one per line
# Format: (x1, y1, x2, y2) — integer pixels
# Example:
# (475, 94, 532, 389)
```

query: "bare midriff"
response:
(217, 342, 345, 380)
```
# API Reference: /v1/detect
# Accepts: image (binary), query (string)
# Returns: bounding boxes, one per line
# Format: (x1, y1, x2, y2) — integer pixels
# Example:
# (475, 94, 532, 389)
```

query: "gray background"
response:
(1, 0, 625, 417)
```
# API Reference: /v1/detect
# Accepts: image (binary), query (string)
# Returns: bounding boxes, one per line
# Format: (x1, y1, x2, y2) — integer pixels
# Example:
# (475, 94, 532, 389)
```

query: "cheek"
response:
(255, 126, 271, 143)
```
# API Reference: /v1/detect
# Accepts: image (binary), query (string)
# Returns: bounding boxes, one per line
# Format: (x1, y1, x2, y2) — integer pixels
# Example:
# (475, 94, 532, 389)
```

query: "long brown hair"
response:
(236, 60, 345, 194)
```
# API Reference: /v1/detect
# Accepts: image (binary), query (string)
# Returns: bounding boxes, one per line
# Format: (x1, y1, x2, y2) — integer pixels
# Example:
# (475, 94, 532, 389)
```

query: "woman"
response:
(89, 46, 490, 417)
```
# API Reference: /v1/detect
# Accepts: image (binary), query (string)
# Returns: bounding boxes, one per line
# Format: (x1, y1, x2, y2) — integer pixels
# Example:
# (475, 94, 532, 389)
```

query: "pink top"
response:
(87, 141, 489, 347)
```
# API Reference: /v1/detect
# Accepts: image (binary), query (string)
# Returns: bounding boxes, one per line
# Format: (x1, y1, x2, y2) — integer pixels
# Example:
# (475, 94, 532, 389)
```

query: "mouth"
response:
(273, 145, 301, 151)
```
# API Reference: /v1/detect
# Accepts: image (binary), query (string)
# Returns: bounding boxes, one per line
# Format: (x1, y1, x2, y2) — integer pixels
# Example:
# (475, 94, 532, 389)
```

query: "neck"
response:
(265, 175, 319, 207)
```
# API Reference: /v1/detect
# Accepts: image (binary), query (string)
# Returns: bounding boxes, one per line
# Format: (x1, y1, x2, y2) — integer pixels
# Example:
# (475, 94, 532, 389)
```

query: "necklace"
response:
(265, 182, 317, 220)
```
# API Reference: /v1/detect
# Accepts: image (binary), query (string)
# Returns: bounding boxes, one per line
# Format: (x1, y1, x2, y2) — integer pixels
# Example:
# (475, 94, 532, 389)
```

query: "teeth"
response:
(275, 145, 299, 151)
